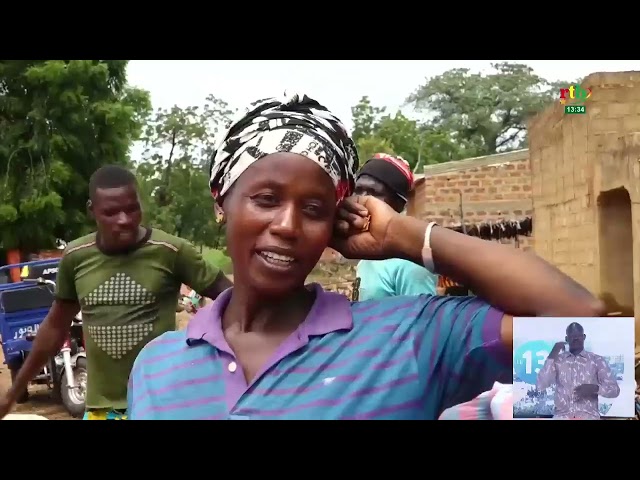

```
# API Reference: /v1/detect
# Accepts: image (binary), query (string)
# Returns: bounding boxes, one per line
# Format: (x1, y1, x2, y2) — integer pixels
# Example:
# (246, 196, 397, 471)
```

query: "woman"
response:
(127, 92, 604, 420)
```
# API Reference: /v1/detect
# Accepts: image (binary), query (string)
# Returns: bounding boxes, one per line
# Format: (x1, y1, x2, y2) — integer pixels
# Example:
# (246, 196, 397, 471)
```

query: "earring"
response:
(214, 204, 226, 224)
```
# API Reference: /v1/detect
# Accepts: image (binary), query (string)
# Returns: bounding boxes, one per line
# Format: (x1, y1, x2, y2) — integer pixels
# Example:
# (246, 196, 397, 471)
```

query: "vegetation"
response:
(1, 61, 573, 264)
(353, 62, 573, 171)
(0, 60, 150, 252)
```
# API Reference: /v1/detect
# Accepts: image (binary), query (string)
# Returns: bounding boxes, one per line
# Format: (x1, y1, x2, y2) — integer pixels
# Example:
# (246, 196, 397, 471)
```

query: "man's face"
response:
(354, 175, 404, 213)
(91, 184, 142, 250)
(565, 326, 585, 351)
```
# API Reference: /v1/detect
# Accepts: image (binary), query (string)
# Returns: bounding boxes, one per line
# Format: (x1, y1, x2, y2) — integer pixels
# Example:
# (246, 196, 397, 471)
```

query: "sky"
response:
(126, 60, 640, 133)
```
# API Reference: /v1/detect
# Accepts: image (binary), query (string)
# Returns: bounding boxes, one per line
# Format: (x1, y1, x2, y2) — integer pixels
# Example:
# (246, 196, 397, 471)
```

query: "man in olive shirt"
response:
(0, 165, 232, 420)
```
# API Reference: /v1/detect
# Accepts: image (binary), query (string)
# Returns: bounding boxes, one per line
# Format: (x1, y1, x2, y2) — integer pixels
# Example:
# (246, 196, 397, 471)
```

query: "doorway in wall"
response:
(598, 187, 634, 316)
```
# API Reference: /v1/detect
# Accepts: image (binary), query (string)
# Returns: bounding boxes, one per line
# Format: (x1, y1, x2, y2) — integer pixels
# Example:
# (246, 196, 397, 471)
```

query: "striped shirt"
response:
(127, 284, 511, 420)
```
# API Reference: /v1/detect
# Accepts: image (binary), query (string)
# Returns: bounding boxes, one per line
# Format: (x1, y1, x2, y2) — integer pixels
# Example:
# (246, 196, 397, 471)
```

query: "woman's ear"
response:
(86, 199, 94, 219)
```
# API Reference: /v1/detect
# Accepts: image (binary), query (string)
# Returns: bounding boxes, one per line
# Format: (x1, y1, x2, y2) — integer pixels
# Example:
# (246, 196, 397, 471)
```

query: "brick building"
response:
(407, 149, 534, 251)
(529, 71, 640, 332)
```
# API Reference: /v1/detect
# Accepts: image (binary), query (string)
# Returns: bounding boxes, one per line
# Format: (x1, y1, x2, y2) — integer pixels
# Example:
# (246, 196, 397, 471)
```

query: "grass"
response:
(202, 247, 233, 274)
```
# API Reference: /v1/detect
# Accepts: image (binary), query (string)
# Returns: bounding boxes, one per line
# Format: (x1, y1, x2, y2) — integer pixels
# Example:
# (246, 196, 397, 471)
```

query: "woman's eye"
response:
(304, 204, 323, 216)
(253, 194, 278, 206)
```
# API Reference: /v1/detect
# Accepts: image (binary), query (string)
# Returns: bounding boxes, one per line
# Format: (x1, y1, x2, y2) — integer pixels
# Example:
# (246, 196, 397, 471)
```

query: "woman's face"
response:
(223, 152, 338, 296)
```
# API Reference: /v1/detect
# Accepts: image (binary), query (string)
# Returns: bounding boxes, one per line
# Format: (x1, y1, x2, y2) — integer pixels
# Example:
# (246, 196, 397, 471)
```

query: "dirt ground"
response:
(0, 349, 74, 420)
(0, 310, 195, 421)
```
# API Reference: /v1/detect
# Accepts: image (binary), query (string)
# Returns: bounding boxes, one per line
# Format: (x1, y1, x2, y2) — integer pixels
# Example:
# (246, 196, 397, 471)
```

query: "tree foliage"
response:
(0, 60, 151, 251)
(2, 60, 577, 256)
(406, 62, 569, 156)
(351, 96, 470, 170)
(135, 95, 235, 250)
(352, 62, 573, 170)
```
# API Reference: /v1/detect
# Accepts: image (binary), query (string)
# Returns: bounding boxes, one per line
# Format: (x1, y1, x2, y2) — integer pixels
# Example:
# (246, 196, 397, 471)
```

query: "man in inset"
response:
(536, 322, 620, 420)
(0, 165, 232, 420)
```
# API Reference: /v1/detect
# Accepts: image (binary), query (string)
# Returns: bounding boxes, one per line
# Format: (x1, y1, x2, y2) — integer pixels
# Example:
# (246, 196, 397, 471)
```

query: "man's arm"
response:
(174, 242, 232, 301)
(535, 342, 566, 391)
(1, 254, 79, 412)
(411, 295, 511, 414)
(594, 356, 620, 398)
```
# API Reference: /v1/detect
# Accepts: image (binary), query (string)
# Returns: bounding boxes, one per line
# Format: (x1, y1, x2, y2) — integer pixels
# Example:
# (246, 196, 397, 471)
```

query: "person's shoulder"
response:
(146, 228, 191, 253)
(142, 330, 188, 354)
(133, 330, 190, 369)
(356, 258, 377, 273)
(389, 258, 434, 274)
(61, 232, 98, 259)
(585, 351, 606, 362)
(350, 294, 433, 326)
(384, 258, 413, 267)
(350, 295, 494, 327)
(147, 228, 187, 246)
(367, 258, 403, 269)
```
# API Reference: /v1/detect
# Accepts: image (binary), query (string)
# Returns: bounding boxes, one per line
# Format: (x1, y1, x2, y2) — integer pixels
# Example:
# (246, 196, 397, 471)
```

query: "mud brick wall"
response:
(529, 71, 640, 338)
(407, 149, 534, 251)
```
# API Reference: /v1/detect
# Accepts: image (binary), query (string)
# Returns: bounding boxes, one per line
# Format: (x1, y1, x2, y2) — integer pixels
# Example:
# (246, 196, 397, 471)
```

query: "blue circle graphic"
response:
(513, 340, 554, 385)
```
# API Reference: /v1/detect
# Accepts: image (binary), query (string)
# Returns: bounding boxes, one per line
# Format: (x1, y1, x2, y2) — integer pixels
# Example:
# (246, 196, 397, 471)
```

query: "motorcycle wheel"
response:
(61, 357, 87, 419)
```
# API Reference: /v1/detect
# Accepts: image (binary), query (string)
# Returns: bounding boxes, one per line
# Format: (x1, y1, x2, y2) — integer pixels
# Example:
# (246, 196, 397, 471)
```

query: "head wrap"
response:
(209, 91, 359, 204)
(357, 153, 414, 202)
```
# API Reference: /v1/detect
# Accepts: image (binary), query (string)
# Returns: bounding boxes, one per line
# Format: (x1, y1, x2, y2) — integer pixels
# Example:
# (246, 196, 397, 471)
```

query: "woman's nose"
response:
(269, 203, 300, 239)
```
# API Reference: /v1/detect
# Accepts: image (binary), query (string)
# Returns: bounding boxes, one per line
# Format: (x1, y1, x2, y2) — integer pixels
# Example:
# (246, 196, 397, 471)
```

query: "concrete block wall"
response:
(408, 149, 534, 251)
(529, 71, 640, 336)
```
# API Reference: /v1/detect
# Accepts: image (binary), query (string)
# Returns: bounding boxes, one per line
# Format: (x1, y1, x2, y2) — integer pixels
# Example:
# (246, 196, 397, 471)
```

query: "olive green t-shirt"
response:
(55, 228, 221, 410)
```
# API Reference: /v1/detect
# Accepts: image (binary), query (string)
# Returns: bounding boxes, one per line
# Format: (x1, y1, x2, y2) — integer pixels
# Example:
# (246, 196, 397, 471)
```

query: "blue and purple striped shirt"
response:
(127, 284, 511, 420)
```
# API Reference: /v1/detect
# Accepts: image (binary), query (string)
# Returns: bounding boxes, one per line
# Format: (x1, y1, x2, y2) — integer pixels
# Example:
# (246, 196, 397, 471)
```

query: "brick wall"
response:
(529, 71, 640, 338)
(407, 149, 534, 251)
(308, 260, 358, 298)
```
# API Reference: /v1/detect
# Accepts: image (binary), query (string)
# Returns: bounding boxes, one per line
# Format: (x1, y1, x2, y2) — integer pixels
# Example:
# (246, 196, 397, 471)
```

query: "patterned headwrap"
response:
(209, 91, 359, 203)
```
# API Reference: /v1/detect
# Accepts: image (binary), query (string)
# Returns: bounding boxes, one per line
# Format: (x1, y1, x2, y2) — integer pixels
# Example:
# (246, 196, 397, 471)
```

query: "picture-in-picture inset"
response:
(512, 316, 635, 420)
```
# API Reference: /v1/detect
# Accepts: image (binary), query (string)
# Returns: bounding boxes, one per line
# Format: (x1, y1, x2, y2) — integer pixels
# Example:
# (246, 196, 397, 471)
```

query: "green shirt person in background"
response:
(0, 165, 232, 420)
(354, 153, 437, 300)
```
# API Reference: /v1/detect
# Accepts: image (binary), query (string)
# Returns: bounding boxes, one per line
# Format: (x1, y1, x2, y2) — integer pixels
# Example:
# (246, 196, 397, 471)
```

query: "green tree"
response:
(351, 96, 387, 144)
(0, 60, 151, 252)
(406, 62, 571, 156)
(351, 96, 463, 170)
(136, 95, 235, 250)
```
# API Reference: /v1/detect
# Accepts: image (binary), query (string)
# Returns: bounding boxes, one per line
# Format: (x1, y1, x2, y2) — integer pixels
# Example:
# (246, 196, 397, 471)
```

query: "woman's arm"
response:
(388, 216, 606, 348)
